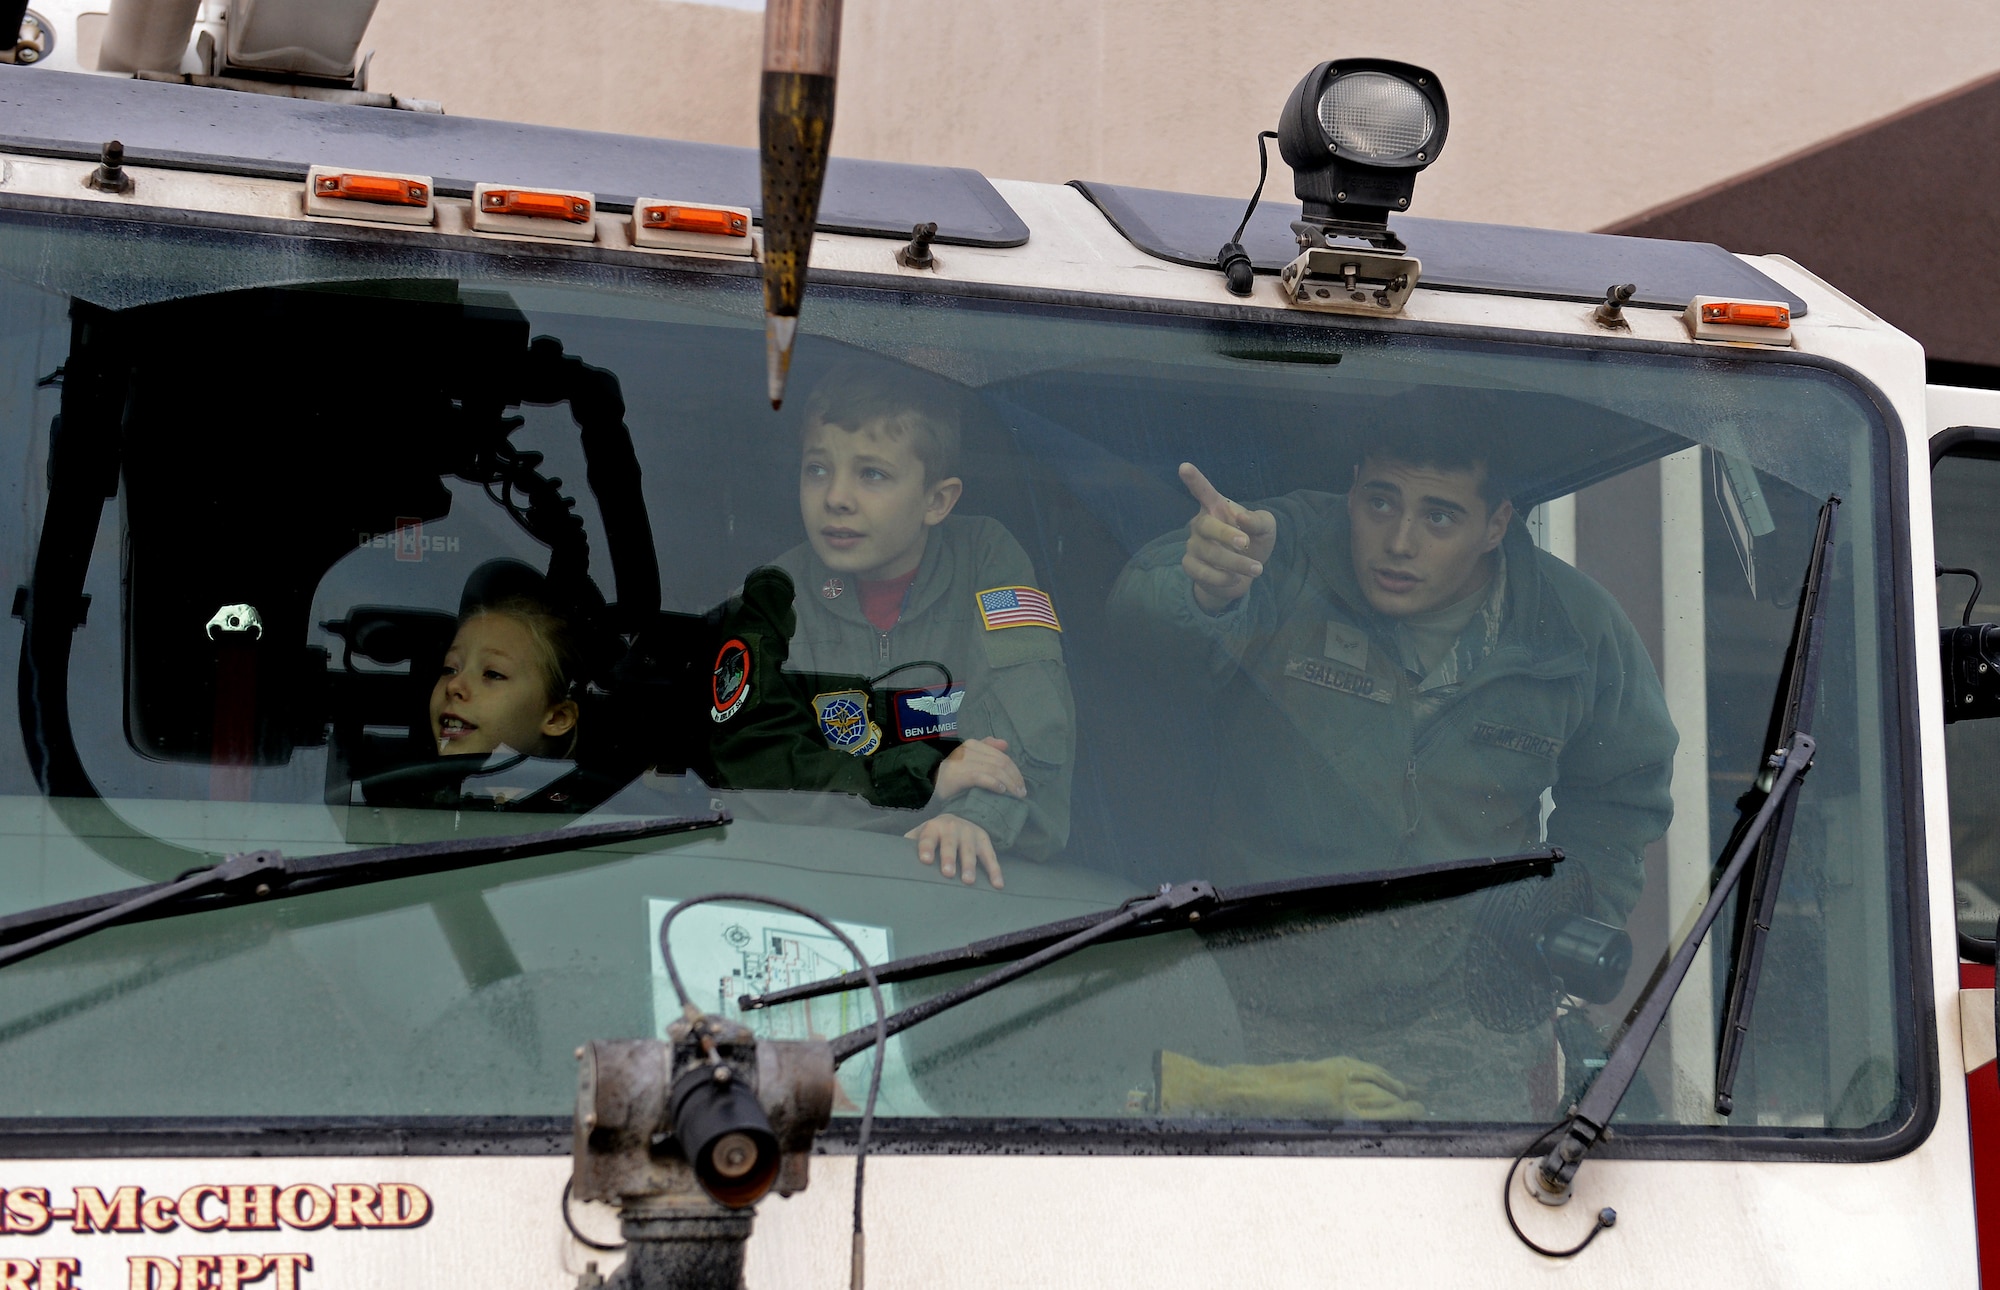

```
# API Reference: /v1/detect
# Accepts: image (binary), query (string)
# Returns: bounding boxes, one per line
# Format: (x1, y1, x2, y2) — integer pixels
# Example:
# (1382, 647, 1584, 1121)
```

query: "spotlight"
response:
(1278, 59, 1449, 248)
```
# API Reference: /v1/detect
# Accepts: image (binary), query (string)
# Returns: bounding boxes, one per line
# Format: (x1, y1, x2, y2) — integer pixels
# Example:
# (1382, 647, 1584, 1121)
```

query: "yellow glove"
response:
(1155, 1050, 1424, 1120)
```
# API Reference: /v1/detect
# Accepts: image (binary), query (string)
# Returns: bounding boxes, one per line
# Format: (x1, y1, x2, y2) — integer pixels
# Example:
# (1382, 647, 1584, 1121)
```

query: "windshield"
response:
(0, 202, 1915, 1145)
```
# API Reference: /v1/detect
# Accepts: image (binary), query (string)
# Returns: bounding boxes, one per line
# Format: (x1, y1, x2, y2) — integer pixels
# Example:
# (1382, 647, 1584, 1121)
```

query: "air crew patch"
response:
(710, 638, 750, 722)
(976, 586, 1061, 632)
(894, 684, 966, 741)
(1283, 655, 1392, 704)
(813, 690, 882, 755)
(1471, 720, 1563, 759)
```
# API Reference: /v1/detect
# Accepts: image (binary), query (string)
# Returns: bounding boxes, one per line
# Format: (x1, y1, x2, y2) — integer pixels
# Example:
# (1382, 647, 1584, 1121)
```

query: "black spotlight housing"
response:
(668, 1062, 782, 1208)
(1278, 58, 1449, 242)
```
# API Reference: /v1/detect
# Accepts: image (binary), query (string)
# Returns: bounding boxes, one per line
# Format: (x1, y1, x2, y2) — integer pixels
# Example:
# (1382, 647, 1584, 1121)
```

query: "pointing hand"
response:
(1178, 462, 1278, 613)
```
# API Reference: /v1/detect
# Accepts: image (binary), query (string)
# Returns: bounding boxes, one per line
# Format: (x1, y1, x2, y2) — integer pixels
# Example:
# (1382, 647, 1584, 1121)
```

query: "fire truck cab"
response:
(0, 37, 1993, 1288)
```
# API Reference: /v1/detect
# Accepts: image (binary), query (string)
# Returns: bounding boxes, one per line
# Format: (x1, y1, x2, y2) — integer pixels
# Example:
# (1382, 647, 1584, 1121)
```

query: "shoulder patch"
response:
(976, 586, 1061, 632)
(710, 638, 750, 722)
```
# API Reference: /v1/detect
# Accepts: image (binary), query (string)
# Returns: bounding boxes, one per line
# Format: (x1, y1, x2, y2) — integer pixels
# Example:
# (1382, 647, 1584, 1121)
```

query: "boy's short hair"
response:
(802, 361, 963, 484)
(1356, 387, 1518, 510)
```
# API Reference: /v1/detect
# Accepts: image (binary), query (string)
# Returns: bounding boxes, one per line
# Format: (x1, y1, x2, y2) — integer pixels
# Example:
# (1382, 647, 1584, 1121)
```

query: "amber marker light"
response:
(303, 165, 437, 226)
(1683, 294, 1796, 345)
(645, 205, 749, 237)
(469, 183, 599, 242)
(481, 189, 592, 222)
(1700, 301, 1791, 327)
(758, 0, 845, 409)
(313, 173, 429, 206)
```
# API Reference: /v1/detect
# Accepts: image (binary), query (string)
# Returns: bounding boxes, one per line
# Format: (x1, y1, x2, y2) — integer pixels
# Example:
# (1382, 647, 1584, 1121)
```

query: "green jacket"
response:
(708, 514, 1076, 860)
(1107, 492, 1676, 920)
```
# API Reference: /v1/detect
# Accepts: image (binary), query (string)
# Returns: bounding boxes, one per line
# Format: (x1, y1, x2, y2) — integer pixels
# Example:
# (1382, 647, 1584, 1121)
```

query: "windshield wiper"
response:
(0, 806, 730, 972)
(1528, 494, 1839, 1209)
(735, 846, 1564, 1063)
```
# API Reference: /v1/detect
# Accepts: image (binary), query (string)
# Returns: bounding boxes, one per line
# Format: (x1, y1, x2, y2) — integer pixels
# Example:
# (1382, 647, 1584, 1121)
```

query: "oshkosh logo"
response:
(358, 518, 458, 562)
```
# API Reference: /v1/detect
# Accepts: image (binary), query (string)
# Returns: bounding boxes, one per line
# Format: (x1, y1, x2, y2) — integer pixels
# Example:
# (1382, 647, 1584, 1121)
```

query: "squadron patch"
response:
(893, 684, 967, 741)
(976, 586, 1061, 632)
(1471, 720, 1563, 759)
(710, 638, 750, 722)
(821, 577, 845, 600)
(1283, 655, 1392, 704)
(813, 690, 883, 755)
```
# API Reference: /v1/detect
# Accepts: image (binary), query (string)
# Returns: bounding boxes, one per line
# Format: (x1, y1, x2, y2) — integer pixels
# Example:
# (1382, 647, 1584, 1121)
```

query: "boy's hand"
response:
(933, 736, 1026, 802)
(906, 813, 1004, 889)
(1179, 462, 1277, 614)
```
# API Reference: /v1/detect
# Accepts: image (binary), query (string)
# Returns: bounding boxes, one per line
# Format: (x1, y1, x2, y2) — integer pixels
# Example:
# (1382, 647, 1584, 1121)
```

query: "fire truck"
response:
(1, 2, 1997, 1285)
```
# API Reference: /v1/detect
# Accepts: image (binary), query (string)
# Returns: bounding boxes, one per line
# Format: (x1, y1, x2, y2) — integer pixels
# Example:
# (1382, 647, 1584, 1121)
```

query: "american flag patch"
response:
(976, 586, 1061, 632)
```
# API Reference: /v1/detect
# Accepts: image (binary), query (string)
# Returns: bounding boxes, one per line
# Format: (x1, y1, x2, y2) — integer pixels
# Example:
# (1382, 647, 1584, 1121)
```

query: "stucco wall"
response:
(363, 0, 2000, 231)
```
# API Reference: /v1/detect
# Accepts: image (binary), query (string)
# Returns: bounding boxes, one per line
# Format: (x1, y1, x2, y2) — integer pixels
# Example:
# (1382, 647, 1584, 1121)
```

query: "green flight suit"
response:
(1107, 492, 1677, 1117)
(708, 514, 1076, 861)
(1108, 491, 1676, 915)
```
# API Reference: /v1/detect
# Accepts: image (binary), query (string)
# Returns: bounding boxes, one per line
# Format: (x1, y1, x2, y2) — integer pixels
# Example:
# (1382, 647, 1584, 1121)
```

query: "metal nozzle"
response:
(757, 0, 843, 411)
(765, 314, 798, 409)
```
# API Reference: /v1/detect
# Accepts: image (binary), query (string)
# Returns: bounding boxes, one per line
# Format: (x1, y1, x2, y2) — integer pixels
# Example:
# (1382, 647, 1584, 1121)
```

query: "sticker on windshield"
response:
(649, 899, 932, 1116)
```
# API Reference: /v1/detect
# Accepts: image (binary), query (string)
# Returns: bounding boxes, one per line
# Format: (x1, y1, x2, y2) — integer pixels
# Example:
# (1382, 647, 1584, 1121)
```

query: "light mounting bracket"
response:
(1277, 244, 1420, 316)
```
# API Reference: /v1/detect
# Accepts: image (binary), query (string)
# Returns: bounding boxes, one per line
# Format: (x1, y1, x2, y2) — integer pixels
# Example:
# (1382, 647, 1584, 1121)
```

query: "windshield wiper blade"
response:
(734, 846, 1564, 1063)
(1712, 501, 1841, 1113)
(1531, 494, 1839, 1206)
(0, 807, 730, 972)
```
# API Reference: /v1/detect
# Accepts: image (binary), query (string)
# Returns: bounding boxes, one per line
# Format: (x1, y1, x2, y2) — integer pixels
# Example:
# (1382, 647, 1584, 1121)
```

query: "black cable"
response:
(560, 1176, 624, 1252)
(1939, 564, 1983, 626)
(868, 660, 953, 692)
(1231, 131, 1281, 245)
(1501, 1122, 1617, 1259)
(1217, 130, 1281, 296)
(659, 893, 885, 1290)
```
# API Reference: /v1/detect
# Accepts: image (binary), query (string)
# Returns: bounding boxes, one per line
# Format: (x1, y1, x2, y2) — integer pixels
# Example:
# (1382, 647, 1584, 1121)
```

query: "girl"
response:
(429, 596, 581, 760)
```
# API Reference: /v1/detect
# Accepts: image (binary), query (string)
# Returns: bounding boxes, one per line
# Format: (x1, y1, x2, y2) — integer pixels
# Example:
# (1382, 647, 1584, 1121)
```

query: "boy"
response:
(707, 362, 1075, 889)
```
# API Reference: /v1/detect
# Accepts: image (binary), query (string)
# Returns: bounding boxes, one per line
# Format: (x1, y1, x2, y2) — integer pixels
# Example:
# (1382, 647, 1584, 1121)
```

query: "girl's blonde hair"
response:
(466, 596, 583, 755)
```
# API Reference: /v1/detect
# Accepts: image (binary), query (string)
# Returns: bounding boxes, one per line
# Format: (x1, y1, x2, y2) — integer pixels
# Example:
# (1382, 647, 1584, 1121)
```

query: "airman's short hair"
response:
(1357, 387, 1519, 510)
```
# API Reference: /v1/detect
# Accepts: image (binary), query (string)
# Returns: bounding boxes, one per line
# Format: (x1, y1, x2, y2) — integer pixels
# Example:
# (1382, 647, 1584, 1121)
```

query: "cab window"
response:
(0, 203, 1920, 1151)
